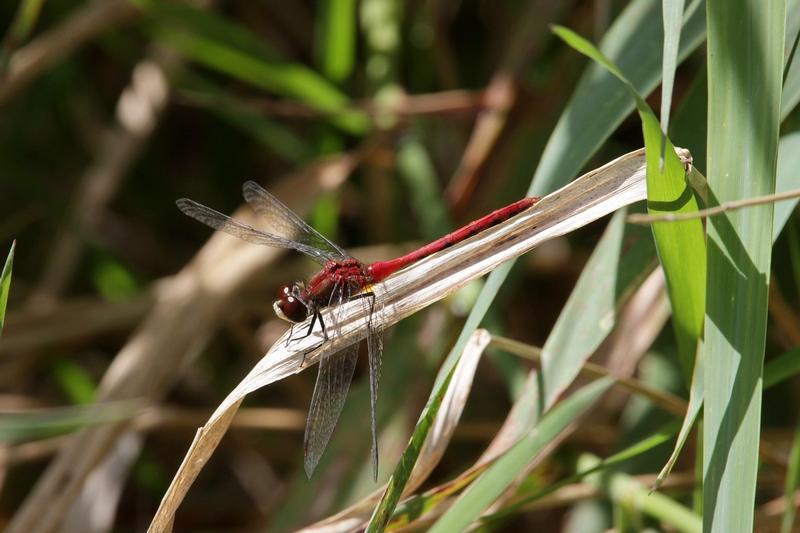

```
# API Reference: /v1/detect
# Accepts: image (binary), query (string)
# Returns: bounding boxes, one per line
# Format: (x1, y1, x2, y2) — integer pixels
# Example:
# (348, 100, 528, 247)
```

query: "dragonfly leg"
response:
(347, 290, 376, 323)
(306, 311, 318, 338)
(285, 323, 295, 347)
(317, 311, 329, 341)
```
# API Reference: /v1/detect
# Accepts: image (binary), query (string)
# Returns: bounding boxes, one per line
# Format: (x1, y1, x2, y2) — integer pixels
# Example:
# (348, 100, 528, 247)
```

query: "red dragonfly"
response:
(177, 181, 538, 479)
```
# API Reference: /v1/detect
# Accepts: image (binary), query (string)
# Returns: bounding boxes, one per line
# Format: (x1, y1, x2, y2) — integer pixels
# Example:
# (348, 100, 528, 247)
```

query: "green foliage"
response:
(429, 379, 614, 532)
(553, 24, 705, 376)
(0, 241, 14, 336)
(5, 1, 800, 531)
(702, 2, 785, 532)
(134, 0, 369, 133)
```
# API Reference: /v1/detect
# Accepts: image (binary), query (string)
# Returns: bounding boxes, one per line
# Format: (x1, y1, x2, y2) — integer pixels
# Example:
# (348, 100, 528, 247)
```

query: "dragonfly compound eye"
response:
(274, 284, 309, 323)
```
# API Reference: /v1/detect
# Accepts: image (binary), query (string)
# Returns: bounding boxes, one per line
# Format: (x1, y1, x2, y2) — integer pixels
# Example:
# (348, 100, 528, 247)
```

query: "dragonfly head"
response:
(274, 283, 310, 323)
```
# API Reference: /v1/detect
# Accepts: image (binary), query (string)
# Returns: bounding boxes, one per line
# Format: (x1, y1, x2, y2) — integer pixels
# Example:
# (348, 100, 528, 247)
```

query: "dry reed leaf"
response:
(147, 147, 690, 532)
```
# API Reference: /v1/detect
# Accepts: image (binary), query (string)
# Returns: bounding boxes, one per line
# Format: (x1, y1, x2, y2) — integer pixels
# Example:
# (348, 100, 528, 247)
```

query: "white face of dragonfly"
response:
(273, 282, 310, 323)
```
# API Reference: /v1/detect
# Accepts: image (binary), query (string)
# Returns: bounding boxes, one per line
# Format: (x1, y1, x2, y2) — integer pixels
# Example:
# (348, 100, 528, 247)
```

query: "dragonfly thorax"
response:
(274, 282, 311, 323)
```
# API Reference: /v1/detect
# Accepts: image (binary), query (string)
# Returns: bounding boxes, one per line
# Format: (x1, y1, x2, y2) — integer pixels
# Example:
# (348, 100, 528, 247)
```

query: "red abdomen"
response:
(367, 197, 539, 281)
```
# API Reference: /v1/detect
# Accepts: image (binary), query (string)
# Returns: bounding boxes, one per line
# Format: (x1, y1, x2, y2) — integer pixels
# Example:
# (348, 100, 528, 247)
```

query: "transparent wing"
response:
(242, 181, 349, 261)
(303, 283, 360, 479)
(365, 294, 383, 482)
(176, 198, 333, 265)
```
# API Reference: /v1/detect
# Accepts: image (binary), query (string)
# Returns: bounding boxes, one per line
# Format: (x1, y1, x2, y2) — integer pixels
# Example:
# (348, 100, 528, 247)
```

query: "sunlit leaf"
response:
(0, 241, 15, 336)
(702, 1, 785, 531)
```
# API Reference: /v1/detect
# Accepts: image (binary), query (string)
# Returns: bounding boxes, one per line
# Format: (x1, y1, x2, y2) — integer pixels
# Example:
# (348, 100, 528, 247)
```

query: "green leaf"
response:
(531, 0, 705, 196)
(365, 361, 457, 532)
(660, 0, 686, 137)
(0, 0, 46, 73)
(780, 4, 800, 119)
(316, 0, 357, 82)
(0, 241, 15, 336)
(0, 401, 140, 443)
(653, 127, 800, 489)
(442, 0, 707, 424)
(396, 135, 450, 239)
(133, 0, 369, 134)
(702, 1, 785, 531)
(91, 255, 140, 302)
(51, 359, 97, 405)
(579, 453, 702, 533)
(774, 131, 800, 233)
(782, 420, 800, 533)
(653, 345, 704, 490)
(483, 422, 680, 524)
(552, 23, 705, 375)
(540, 210, 654, 409)
(763, 347, 800, 389)
(428, 378, 614, 533)
(174, 70, 312, 162)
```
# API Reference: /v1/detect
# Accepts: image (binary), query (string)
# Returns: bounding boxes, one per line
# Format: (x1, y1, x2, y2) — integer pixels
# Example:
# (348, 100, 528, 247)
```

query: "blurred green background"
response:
(2, 1, 799, 532)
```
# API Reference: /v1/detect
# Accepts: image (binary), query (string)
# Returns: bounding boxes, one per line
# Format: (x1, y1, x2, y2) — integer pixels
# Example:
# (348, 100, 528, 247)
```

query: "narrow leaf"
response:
(429, 378, 614, 533)
(703, 1, 785, 531)
(434, 0, 706, 456)
(660, 0, 686, 137)
(316, 0, 357, 82)
(0, 241, 15, 336)
(532, 0, 705, 196)
(540, 210, 654, 409)
(580, 454, 702, 533)
(553, 23, 705, 375)
(782, 419, 800, 533)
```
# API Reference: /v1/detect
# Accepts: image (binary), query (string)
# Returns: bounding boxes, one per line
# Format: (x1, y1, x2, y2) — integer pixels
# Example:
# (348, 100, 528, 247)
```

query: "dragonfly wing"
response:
(303, 341, 359, 478)
(176, 198, 331, 265)
(242, 181, 349, 261)
(366, 295, 383, 482)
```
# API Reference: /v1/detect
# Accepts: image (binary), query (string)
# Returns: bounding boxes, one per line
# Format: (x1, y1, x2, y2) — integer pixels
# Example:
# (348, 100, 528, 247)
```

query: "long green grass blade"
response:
(774, 131, 800, 232)
(654, 128, 800, 488)
(440, 0, 706, 418)
(703, 1, 785, 531)
(780, 4, 800, 118)
(365, 360, 456, 532)
(532, 0, 705, 196)
(429, 378, 614, 533)
(0, 241, 15, 336)
(553, 24, 705, 375)
(660, 0, 686, 137)
(654, 345, 703, 490)
(540, 210, 654, 408)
